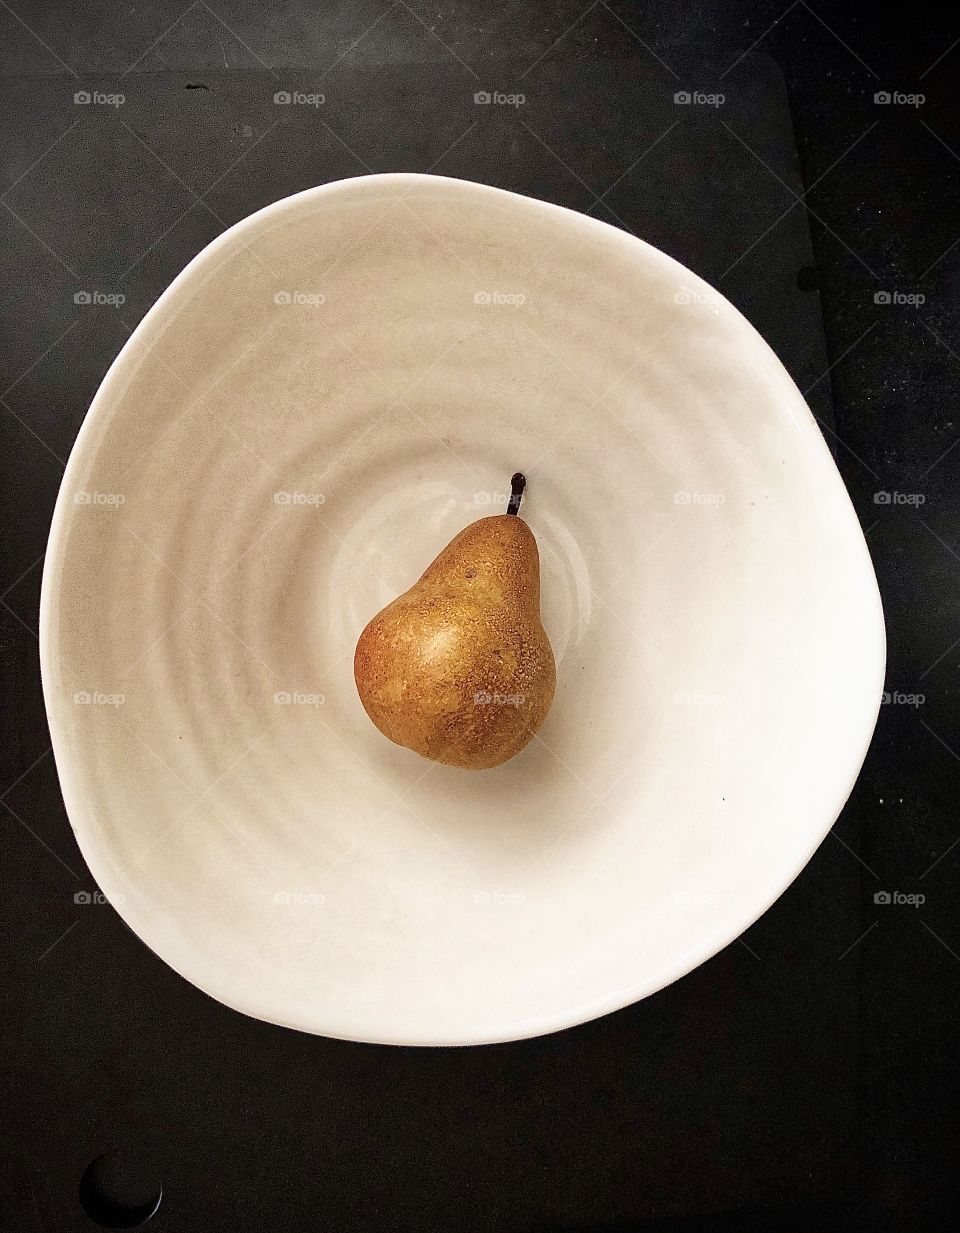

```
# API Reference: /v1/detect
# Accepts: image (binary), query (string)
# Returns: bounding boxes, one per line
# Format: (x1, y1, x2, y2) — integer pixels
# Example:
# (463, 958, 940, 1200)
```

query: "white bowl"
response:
(40, 173, 884, 1045)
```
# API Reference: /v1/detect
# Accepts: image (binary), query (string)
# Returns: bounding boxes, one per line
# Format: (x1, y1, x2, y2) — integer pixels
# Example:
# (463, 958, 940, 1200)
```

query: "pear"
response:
(354, 474, 556, 769)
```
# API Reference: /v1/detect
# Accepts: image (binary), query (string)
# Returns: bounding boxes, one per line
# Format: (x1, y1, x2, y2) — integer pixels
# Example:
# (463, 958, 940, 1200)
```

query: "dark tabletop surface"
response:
(1, 3, 958, 1232)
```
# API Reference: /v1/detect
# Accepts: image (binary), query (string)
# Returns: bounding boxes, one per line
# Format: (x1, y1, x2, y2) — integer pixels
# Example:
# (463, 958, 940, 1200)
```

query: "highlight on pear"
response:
(353, 474, 556, 769)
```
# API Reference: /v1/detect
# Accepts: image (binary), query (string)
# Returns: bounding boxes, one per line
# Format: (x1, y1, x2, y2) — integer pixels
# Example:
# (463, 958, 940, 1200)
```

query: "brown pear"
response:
(354, 474, 556, 769)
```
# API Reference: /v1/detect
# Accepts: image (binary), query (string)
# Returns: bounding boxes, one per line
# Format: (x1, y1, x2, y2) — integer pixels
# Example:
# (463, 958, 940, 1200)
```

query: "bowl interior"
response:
(41, 174, 884, 1044)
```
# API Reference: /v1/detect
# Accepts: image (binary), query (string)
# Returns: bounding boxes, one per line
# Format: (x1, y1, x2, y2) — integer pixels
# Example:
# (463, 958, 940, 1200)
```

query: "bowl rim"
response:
(39, 171, 887, 1045)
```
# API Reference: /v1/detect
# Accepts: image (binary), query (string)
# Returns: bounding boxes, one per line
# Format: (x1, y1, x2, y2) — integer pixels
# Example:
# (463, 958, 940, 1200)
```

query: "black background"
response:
(1, 3, 958, 1231)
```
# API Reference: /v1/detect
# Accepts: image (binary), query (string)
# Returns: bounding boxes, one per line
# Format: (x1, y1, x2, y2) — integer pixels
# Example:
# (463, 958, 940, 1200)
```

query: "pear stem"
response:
(506, 472, 526, 516)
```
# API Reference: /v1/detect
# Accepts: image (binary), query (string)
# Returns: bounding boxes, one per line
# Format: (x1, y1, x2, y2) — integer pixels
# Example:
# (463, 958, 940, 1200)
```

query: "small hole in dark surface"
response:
(185, 82, 209, 90)
(79, 1151, 162, 1228)
(796, 266, 820, 291)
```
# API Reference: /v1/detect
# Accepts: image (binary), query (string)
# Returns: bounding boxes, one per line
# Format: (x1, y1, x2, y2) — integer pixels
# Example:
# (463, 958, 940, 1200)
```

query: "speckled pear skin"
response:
(354, 514, 556, 769)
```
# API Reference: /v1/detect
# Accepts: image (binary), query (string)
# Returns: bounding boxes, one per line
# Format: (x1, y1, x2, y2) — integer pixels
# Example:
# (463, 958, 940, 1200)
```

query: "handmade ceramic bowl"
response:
(40, 173, 884, 1045)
